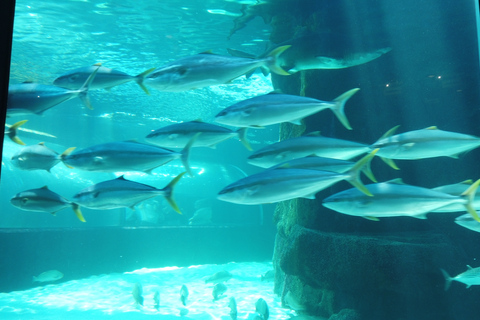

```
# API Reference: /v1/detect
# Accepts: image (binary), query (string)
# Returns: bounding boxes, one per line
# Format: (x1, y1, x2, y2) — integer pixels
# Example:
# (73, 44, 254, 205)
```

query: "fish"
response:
(33, 270, 64, 283)
(247, 131, 370, 168)
(431, 180, 480, 213)
(454, 213, 480, 233)
(61, 139, 195, 176)
(10, 186, 85, 222)
(229, 297, 237, 320)
(212, 283, 228, 300)
(146, 120, 251, 150)
(4, 119, 28, 145)
(261, 270, 274, 282)
(154, 290, 160, 310)
(218, 150, 377, 205)
(441, 266, 480, 290)
(205, 270, 233, 284)
(72, 172, 186, 214)
(143, 46, 290, 92)
(215, 88, 359, 130)
(284, 291, 306, 311)
(11, 142, 66, 172)
(180, 284, 189, 306)
(7, 66, 99, 116)
(228, 31, 391, 73)
(132, 282, 144, 306)
(255, 298, 269, 320)
(370, 126, 480, 170)
(269, 155, 376, 183)
(53, 63, 154, 94)
(322, 178, 480, 221)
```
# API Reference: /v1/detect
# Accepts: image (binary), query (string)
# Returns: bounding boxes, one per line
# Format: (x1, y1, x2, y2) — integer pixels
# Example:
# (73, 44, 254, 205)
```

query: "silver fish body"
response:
(62, 141, 186, 173)
(10, 186, 85, 222)
(144, 46, 289, 92)
(255, 298, 269, 320)
(11, 142, 61, 172)
(205, 270, 233, 284)
(441, 265, 480, 290)
(72, 173, 185, 213)
(371, 126, 480, 161)
(215, 88, 359, 130)
(454, 213, 480, 233)
(132, 282, 144, 306)
(431, 180, 480, 212)
(180, 284, 189, 306)
(212, 283, 227, 300)
(146, 120, 248, 149)
(322, 179, 480, 220)
(7, 66, 99, 116)
(247, 132, 369, 168)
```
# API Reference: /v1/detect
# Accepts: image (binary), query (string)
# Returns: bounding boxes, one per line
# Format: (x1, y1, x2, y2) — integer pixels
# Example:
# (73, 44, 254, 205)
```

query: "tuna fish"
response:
(72, 172, 186, 214)
(143, 46, 290, 92)
(370, 126, 480, 169)
(247, 131, 370, 168)
(218, 150, 377, 205)
(441, 266, 480, 290)
(146, 120, 250, 150)
(322, 179, 480, 221)
(53, 64, 154, 94)
(10, 186, 85, 222)
(7, 66, 99, 116)
(215, 88, 359, 130)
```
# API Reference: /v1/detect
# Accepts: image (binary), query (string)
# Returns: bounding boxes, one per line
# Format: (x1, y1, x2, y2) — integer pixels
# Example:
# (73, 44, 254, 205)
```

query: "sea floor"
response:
(0, 261, 295, 320)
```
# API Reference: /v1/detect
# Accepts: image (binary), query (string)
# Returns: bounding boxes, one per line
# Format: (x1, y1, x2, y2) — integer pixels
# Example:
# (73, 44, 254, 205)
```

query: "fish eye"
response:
(176, 67, 188, 76)
(22, 198, 29, 204)
(69, 74, 80, 82)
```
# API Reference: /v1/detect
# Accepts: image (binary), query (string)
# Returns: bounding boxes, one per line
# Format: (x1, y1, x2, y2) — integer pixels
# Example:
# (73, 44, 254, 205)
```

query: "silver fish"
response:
(212, 283, 228, 300)
(62, 140, 194, 175)
(247, 131, 369, 168)
(72, 173, 186, 214)
(180, 284, 189, 306)
(4, 119, 28, 145)
(7, 66, 99, 116)
(11, 142, 64, 172)
(33, 270, 63, 283)
(454, 213, 480, 233)
(255, 298, 269, 320)
(322, 179, 480, 221)
(132, 282, 144, 306)
(218, 151, 377, 205)
(441, 265, 480, 290)
(54, 63, 154, 94)
(215, 88, 359, 130)
(10, 186, 85, 222)
(370, 126, 480, 170)
(205, 270, 233, 284)
(431, 180, 480, 212)
(154, 290, 160, 310)
(261, 270, 274, 282)
(146, 120, 250, 150)
(144, 46, 290, 92)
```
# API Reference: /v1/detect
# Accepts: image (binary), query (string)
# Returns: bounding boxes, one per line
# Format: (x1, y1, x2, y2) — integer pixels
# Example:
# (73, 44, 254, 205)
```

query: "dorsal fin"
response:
(425, 126, 438, 130)
(305, 131, 321, 137)
(41, 185, 49, 190)
(267, 89, 283, 94)
(93, 63, 102, 66)
(38, 142, 45, 146)
(200, 50, 214, 54)
(379, 125, 400, 140)
(385, 178, 405, 184)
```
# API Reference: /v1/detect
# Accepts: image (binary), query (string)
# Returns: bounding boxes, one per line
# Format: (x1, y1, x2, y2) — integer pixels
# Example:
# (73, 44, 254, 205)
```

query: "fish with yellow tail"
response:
(144, 46, 290, 92)
(323, 179, 480, 221)
(218, 150, 378, 205)
(441, 265, 480, 290)
(5, 120, 28, 145)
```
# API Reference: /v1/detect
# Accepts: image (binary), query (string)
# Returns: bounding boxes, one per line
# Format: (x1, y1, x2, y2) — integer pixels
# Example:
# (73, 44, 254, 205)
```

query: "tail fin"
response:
(440, 269, 453, 291)
(180, 133, 201, 177)
(77, 64, 101, 110)
(161, 172, 187, 214)
(265, 45, 291, 76)
(461, 179, 480, 222)
(60, 147, 77, 168)
(331, 88, 360, 130)
(7, 119, 28, 145)
(72, 203, 86, 222)
(134, 68, 155, 95)
(346, 149, 379, 196)
(237, 127, 252, 151)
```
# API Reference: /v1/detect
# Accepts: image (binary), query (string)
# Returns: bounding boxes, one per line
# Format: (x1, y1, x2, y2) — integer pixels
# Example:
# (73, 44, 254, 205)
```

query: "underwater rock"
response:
(328, 309, 360, 320)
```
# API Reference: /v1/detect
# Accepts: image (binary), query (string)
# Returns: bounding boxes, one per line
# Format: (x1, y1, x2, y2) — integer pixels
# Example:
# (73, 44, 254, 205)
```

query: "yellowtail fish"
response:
(215, 88, 359, 130)
(10, 186, 85, 222)
(144, 46, 290, 92)
(431, 180, 480, 212)
(7, 66, 99, 116)
(4, 120, 28, 145)
(441, 265, 480, 290)
(11, 142, 66, 172)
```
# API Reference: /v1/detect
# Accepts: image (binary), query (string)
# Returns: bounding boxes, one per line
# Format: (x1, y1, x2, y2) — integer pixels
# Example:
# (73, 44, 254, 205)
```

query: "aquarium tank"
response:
(1, 0, 480, 319)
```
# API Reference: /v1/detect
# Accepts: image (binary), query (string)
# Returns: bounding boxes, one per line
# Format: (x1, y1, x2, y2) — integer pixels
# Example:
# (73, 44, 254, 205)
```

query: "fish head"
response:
(322, 190, 374, 214)
(215, 105, 254, 126)
(53, 72, 84, 89)
(217, 182, 260, 204)
(10, 195, 29, 209)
